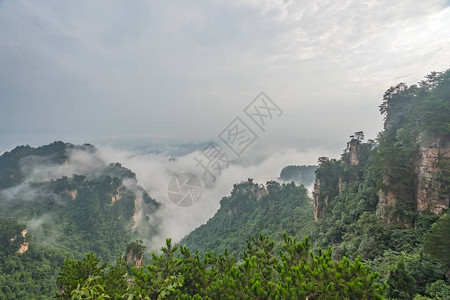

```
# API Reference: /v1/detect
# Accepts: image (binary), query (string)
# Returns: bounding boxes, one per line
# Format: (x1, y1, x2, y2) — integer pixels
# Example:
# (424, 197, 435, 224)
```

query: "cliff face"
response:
(313, 139, 368, 221)
(348, 143, 359, 166)
(126, 248, 144, 268)
(17, 229, 29, 254)
(415, 135, 450, 215)
(314, 135, 449, 223)
(313, 69, 450, 224)
(313, 179, 328, 221)
(376, 135, 449, 222)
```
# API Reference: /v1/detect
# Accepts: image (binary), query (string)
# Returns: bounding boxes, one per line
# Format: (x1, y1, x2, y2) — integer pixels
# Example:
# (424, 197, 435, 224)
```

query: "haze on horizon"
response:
(1, 0, 449, 154)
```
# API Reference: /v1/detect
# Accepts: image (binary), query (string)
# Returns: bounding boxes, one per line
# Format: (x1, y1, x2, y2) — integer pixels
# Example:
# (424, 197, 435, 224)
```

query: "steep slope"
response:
(311, 70, 450, 298)
(279, 165, 318, 186)
(180, 179, 314, 257)
(181, 69, 450, 299)
(0, 141, 160, 258)
(0, 142, 160, 299)
(313, 70, 449, 227)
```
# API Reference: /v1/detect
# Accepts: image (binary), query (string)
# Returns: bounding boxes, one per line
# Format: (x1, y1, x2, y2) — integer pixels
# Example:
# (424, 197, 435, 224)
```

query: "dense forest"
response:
(0, 143, 159, 299)
(0, 69, 449, 299)
(182, 69, 450, 299)
(279, 165, 318, 186)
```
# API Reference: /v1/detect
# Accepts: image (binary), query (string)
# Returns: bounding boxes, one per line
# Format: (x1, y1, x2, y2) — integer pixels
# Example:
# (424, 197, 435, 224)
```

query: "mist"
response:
(0, 141, 338, 251)
(96, 143, 339, 247)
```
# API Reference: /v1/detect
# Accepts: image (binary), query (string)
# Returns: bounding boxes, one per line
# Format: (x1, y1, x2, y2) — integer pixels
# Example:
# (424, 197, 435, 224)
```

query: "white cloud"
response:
(0, 0, 448, 161)
(96, 143, 338, 247)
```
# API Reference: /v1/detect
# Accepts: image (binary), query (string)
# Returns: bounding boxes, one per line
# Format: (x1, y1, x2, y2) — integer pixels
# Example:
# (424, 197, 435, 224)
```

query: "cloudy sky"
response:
(1, 0, 449, 154)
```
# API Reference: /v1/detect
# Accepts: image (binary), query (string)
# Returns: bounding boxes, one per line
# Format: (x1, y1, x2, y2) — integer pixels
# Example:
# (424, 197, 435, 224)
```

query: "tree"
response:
(353, 131, 365, 142)
(387, 255, 417, 299)
(423, 214, 450, 274)
(56, 252, 127, 299)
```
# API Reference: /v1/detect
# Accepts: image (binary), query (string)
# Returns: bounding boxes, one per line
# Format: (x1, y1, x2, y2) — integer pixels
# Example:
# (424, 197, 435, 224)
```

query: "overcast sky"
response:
(1, 0, 449, 154)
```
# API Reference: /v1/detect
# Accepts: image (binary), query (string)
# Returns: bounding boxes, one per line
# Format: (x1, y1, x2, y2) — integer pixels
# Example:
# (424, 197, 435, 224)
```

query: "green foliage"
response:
(56, 252, 127, 299)
(181, 179, 315, 258)
(279, 165, 318, 186)
(315, 158, 343, 199)
(0, 218, 26, 254)
(423, 280, 450, 299)
(59, 235, 385, 299)
(311, 69, 450, 299)
(126, 240, 146, 258)
(0, 222, 66, 299)
(0, 142, 159, 299)
(2, 69, 450, 299)
(387, 255, 417, 299)
(423, 213, 450, 272)
(70, 276, 111, 299)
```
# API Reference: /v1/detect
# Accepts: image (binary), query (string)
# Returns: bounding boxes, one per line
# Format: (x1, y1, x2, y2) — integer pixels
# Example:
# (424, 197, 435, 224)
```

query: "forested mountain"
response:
(0, 142, 160, 299)
(279, 165, 318, 186)
(180, 69, 450, 299)
(0, 70, 449, 299)
(180, 179, 315, 258)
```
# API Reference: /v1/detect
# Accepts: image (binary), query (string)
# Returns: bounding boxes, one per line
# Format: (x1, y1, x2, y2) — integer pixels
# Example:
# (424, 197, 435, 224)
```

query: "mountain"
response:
(180, 69, 450, 299)
(1, 69, 449, 299)
(279, 165, 318, 186)
(180, 179, 314, 258)
(0, 142, 160, 299)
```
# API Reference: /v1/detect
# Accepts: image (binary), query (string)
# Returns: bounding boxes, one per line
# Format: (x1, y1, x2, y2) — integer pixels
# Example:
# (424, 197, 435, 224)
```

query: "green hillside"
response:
(180, 69, 450, 299)
(0, 142, 160, 299)
(180, 179, 315, 258)
(0, 69, 449, 299)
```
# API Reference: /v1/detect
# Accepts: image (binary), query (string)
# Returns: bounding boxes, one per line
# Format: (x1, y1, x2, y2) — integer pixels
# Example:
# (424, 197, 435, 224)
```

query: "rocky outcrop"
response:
(65, 189, 78, 200)
(9, 229, 29, 254)
(111, 188, 122, 203)
(126, 243, 144, 268)
(348, 142, 359, 166)
(337, 177, 344, 193)
(415, 135, 449, 215)
(313, 179, 329, 221)
(234, 183, 267, 200)
(18, 241, 29, 254)
(375, 135, 449, 223)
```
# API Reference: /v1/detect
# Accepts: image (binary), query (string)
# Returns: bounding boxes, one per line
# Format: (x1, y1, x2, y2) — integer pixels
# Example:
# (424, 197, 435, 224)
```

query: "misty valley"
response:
(0, 70, 448, 299)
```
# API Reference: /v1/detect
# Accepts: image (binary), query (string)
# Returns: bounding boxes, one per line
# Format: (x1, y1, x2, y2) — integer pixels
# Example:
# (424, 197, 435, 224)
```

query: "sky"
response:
(0, 0, 449, 154)
(0, 0, 449, 248)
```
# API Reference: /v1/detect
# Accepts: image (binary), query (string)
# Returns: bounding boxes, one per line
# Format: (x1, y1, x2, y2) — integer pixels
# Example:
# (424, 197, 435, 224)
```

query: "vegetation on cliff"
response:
(0, 142, 159, 299)
(180, 179, 315, 258)
(0, 69, 448, 299)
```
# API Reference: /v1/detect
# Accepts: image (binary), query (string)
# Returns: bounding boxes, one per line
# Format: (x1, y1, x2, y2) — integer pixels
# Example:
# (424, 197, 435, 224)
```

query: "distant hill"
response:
(279, 165, 317, 186)
(180, 179, 314, 258)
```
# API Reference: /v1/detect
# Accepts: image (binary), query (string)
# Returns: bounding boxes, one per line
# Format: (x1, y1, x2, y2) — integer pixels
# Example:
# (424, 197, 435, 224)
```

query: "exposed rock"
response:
(18, 242, 29, 254)
(313, 179, 329, 221)
(126, 248, 144, 268)
(111, 189, 122, 203)
(348, 142, 359, 166)
(338, 177, 344, 193)
(17, 229, 29, 254)
(377, 189, 397, 222)
(415, 135, 449, 215)
(234, 183, 267, 200)
(65, 189, 78, 200)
